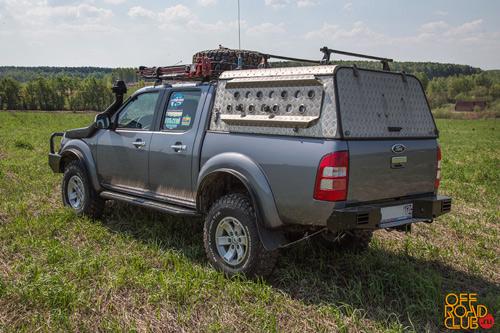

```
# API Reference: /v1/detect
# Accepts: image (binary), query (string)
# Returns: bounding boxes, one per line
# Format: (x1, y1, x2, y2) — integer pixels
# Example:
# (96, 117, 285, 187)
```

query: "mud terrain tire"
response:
(193, 48, 263, 71)
(204, 193, 278, 279)
(62, 160, 105, 218)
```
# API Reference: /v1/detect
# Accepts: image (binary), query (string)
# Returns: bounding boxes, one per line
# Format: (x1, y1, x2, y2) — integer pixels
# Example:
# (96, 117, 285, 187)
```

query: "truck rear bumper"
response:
(327, 195, 452, 232)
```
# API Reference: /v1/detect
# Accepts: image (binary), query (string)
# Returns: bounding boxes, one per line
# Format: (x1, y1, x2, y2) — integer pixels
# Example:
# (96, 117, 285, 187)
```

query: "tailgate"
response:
(334, 66, 439, 202)
(346, 139, 438, 202)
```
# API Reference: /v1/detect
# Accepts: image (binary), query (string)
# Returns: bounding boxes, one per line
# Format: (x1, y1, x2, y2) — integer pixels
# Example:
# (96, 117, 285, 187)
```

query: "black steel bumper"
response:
(49, 132, 64, 173)
(327, 195, 452, 232)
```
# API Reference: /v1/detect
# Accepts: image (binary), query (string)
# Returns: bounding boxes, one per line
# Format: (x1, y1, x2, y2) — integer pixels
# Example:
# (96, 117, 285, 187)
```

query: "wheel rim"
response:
(215, 217, 248, 266)
(67, 175, 85, 209)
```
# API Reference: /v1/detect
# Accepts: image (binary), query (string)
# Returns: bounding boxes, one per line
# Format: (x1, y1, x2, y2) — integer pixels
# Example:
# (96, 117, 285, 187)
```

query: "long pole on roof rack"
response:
(238, 0, 241, 50)
(264, 53, 319, 64)
(321, 47, 393, 63)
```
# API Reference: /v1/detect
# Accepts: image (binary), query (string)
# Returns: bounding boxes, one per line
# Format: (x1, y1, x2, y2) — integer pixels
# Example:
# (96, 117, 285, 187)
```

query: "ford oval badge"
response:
(391, 144, 406, 154)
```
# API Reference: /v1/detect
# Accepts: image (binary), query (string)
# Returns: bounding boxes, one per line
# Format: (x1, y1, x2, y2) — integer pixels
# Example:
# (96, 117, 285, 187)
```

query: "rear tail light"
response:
(314, 151, 348, 201)
(435, 147, 441, 189)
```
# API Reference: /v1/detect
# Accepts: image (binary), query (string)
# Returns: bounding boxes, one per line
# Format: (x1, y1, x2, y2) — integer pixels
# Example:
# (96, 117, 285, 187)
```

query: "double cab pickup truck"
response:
(49, 48, 451, 278)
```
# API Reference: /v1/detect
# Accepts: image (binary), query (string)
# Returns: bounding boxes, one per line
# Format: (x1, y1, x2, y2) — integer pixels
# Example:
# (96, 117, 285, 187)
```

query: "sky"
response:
(0, 0, 499, 70)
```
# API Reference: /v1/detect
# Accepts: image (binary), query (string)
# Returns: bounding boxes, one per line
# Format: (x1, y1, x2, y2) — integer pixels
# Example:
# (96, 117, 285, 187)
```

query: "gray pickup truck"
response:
(49, 51, 451, 278)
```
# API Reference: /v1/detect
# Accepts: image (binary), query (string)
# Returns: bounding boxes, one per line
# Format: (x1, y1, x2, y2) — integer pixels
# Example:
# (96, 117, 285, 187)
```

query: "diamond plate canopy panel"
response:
(210, 75, 339, 138)
(336, 68, 437, 138)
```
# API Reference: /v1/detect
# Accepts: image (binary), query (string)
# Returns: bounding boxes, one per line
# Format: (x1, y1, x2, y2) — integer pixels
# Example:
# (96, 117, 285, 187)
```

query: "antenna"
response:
(238, 0, 241, 50)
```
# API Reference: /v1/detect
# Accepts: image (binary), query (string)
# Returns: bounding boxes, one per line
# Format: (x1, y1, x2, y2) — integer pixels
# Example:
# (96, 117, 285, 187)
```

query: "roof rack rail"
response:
(319, 46, 393, 71)
(136, 47, 393, 83)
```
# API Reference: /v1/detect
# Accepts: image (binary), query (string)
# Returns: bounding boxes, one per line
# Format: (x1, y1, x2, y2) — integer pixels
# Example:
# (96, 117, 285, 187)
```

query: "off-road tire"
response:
(62, 160, 105, 218)
(193, 48, 263, 71)
(204, 193, 278, 279)
(315, 230, 373, 252)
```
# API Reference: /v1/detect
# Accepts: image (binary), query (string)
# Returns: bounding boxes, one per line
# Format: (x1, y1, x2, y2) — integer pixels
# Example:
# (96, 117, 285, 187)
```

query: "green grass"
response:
(0, 111, 499, 332)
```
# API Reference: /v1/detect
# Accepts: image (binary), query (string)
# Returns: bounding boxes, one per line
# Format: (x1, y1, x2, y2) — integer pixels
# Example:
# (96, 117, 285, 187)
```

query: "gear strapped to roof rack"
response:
(136, 47, 394, 83)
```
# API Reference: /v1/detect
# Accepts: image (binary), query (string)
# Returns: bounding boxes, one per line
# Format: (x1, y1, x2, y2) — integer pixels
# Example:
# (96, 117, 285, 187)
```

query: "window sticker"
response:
(170, 93, 184, 108)
(166, 111, 183, 117)
(181, 115, 192, 126)
(164, 117, 181, 129)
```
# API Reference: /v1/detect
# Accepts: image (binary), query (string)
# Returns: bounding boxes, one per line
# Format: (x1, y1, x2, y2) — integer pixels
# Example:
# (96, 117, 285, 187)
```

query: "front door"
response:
(96, 91, 161, 192)
(148, 90, 205, 204)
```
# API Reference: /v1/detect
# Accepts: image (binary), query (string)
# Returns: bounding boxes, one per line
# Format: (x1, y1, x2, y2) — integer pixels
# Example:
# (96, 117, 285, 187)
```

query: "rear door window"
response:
(162, 91, 201, 131)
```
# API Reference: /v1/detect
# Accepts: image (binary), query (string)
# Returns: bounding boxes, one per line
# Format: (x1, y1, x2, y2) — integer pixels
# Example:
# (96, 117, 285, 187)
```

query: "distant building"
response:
(455, 101, 487, 112)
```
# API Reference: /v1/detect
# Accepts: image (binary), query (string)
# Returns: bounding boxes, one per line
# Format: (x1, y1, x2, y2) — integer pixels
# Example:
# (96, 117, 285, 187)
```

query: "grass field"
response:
(0, 111, 499, 332)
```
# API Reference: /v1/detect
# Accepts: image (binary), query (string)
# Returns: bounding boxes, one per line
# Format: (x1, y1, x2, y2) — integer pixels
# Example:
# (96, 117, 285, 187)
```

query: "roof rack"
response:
(136, 47, 394, 83)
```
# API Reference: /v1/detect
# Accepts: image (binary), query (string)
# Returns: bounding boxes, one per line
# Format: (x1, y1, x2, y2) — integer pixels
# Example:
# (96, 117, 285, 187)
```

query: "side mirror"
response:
(95, 114, 111, 129)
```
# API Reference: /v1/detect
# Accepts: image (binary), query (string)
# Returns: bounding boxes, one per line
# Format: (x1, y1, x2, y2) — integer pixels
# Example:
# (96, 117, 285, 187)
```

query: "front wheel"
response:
(62, 160, 105, 218)
(203, 194, 277, 279)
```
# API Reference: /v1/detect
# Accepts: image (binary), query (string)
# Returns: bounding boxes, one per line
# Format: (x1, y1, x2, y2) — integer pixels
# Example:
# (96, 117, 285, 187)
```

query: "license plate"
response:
(381, 204, 413, 223)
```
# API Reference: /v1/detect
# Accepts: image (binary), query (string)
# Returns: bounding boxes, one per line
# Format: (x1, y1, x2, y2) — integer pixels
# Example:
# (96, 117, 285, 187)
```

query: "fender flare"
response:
(197, 153, 287, 251)
(60, 139, 102, 194)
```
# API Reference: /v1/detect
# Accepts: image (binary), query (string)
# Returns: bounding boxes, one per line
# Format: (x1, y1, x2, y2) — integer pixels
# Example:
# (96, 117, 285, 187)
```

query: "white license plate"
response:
(381, 204, 413, 223)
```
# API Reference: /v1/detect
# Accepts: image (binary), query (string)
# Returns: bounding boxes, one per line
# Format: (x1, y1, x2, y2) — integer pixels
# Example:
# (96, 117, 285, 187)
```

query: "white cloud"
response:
(128, 4, 243, 35)
(420, 21, 449, 33)
(343, 2, 353, 11)
(187, 20, 239, 34)
(21, 24, 120, 37)
(197, 0, 217, 6)
(128, 6, 156, 19)
(157, 5, 192, 22)
(419, 19, 485, 38)
(247, 22, 285, 37)
(298, 1, 314, 8)
(304, 21, 381, 41)
(447, 19, 484, 36)
(2, 1, 113, 25)
(265, 0, 290, 9)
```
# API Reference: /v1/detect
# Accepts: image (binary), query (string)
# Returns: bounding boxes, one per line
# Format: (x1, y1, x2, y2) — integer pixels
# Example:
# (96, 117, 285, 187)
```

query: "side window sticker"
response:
(163, 90, 201, 131)
(170, 93, 185, 107)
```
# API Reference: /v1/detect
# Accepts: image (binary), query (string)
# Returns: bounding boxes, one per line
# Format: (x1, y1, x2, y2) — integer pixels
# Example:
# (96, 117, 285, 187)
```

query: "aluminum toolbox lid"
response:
(219, 65, 338, 79)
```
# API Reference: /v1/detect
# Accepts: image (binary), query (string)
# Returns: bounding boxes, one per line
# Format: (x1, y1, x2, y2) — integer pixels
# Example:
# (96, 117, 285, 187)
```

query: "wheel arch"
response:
(197, 153, 287, 250)
(59, 140, 102, 194)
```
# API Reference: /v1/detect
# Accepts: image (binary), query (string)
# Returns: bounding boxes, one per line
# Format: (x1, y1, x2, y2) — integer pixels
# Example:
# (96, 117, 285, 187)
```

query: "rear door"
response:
(96, 90, 162, 191)
(334, 67, 439, 202)
(148, 89, 206, 204)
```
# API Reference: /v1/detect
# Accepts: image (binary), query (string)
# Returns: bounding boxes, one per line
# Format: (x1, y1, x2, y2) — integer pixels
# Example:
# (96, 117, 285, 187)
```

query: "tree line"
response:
(271, 60, 482, 80)
(0, 76, 145, 112)
(1, 64, 499, 112)
(0, 67, 138, 84)
(421, 71, 500, 109)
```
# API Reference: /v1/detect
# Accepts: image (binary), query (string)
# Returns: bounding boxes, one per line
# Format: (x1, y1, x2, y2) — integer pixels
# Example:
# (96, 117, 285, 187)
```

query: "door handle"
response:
(171, 144, 187, 151)
(133, 140, 146, 147)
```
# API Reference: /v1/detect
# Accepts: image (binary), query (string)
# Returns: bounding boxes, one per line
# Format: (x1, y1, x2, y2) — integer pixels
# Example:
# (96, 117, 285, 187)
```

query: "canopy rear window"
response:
(335, 67, 438, 139)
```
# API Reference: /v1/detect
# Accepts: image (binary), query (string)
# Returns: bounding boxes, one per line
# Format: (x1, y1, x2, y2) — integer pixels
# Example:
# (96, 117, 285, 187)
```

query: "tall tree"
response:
(0, 77, 22, 110)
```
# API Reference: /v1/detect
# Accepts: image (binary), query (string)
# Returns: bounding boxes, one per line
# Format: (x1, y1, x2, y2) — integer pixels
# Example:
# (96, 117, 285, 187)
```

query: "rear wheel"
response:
(62, 160, 105, 218)
(315, 230, 373, 252)
(203, 193, 278, 279)
(193, 48, 263, 71)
